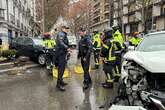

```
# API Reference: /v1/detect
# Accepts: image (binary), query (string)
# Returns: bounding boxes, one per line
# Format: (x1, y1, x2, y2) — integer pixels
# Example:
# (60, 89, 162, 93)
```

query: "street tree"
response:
(44, 0, 69, 31)
(136, 0, 154, 33)
(66, 0, 91, 35)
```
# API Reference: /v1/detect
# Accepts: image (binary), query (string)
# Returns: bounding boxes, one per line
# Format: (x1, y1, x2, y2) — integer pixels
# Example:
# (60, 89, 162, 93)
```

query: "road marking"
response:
(0, 64, 40, 73)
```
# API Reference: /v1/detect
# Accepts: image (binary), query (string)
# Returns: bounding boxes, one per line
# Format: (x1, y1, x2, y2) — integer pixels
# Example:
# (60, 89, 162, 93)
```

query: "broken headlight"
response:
(122, 61, 146, 83)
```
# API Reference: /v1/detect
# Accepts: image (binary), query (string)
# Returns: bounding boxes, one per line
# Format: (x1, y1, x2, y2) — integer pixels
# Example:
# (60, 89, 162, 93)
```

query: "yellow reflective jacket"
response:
(92, 33, 101, 49)
(113, 30, 124, 48)
(101, 39, 116, 62)
(43, 39, 56, 49)
(129, 37, 142, 46)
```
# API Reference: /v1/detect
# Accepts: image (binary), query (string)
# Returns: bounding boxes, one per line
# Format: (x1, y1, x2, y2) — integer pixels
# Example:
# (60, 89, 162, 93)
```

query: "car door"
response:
(14, 37, 25, 56)
(23, 37, 34, 57)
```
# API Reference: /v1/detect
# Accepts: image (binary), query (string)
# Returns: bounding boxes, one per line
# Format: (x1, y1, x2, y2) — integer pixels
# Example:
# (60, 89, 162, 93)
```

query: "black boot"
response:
(56, 81, 65, 91)
(61, 81, 68, 86)
(83, 83, 89, 90)
(102, 82, 113, 88)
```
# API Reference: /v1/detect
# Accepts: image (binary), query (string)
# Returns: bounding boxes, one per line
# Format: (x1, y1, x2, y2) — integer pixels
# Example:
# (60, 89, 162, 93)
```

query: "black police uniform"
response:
(78, 35, 92, 89)
(55, 31, 69, 90)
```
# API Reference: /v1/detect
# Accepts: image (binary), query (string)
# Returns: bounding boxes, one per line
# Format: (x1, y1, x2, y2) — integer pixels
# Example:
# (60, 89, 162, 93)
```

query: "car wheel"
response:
(38, 54, 46, 65)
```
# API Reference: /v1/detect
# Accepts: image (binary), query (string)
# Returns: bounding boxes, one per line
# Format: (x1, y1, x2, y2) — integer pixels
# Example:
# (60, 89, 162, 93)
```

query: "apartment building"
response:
(0, 0, 38, 43)
(90, 0, 111, 31)
(122, 0, 165, 34)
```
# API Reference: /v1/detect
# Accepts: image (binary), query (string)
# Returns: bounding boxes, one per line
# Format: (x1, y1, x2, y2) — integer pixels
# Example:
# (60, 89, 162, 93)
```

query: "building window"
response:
(130, 23, 138, 33)
(0, 9, 5, 19)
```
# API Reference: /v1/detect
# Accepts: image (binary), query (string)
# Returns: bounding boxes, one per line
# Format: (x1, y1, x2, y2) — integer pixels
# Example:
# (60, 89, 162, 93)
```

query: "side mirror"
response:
(128, 46, 135, 51)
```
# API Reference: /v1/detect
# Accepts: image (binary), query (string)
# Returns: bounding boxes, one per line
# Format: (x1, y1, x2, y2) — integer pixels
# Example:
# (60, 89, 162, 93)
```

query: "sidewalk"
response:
(0, 57, 7, 63)
(0, 57, 40, 75)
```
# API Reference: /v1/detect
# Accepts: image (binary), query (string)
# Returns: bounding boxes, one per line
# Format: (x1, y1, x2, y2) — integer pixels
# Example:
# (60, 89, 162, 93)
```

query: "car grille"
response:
(147, 73, 165, 91)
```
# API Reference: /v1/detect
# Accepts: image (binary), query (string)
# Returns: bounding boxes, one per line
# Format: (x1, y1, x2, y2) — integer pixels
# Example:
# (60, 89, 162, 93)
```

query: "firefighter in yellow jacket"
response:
(112, 26, 124, 81)
(43, 32, 56, 69)
(92, 31, 102, 69)
(100, 28, 122, 88)
(129, 32, 142, 47)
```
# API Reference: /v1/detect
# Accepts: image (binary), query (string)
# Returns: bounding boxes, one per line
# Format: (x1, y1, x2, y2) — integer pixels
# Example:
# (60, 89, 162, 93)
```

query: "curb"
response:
(0, 64, 40, 74)
(0, 62, 14, 66)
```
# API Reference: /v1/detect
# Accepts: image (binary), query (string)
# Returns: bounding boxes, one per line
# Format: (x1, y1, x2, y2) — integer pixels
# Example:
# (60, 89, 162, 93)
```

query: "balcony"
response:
(129, 0, 136, 3)
(104, 0, 109, 4)
(10, 14, 15, 24)
(123, 0, 129, 5)
(94, 2, 100, 9)
(123, 7, 128, 15)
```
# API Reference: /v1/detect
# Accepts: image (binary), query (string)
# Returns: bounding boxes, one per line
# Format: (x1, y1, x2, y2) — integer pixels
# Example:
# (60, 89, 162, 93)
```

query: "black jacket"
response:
(56, 31, 69, 53)
(78, 35, 92, 59)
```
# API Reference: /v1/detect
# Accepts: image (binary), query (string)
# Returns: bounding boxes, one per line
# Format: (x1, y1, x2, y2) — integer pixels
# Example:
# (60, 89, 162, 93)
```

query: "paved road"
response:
(0, 50, 118, 110)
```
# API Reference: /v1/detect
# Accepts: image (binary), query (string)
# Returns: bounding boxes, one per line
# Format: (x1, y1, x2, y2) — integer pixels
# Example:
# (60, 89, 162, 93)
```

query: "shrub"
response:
(0, 50, 17, 58)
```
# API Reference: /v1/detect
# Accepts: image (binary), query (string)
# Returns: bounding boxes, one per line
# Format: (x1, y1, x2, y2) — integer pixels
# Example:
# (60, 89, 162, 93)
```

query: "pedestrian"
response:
(100, 27, 122, 88)
(42, 32, 56, 70)
(55, 26, 71, 91)
(92, 30, 101, 69)
(78, 28, 92, 90)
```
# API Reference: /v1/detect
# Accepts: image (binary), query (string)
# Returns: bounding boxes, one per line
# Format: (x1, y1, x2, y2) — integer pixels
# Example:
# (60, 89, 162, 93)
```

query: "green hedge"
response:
(0, 50, 17, 58)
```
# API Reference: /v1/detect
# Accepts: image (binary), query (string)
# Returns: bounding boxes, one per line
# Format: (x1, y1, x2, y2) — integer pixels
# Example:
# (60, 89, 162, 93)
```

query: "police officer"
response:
(129, 32, 142, 47)
(55, 26, 71, 91)
(92, 30, 102, 69)
(43, 32, 56, 70)
(100, 28, 122, 88)
(78, 28, 92, 90)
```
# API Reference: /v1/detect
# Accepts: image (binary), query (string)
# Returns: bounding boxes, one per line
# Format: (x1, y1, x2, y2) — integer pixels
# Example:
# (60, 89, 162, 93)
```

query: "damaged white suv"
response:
(116, 31, 165, 110)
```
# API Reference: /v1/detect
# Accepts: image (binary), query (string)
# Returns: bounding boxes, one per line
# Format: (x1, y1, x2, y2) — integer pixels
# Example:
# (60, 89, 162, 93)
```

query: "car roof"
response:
(146, 31, 165, 36)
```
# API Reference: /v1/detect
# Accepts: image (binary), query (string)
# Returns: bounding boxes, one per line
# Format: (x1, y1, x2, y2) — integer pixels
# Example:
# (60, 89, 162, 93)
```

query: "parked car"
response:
(11, 37, 47, 65)
(115, 31, 165, 110)
(68, 35, 77, 48)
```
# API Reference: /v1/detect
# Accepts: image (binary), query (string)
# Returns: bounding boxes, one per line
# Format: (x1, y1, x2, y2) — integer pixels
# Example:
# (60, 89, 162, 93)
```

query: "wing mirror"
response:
(128, 46, 135, 51)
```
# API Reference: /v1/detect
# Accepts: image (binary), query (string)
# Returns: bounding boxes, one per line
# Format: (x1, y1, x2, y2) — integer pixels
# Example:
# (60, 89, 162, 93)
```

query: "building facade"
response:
(90, 0, 111, 32)
(0, 0, 39, 43)
(121, 0, 165, 34)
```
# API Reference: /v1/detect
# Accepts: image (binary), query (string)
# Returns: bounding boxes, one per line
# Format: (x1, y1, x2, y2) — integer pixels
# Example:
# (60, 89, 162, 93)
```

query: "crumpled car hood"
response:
(124, 51, 165, 73)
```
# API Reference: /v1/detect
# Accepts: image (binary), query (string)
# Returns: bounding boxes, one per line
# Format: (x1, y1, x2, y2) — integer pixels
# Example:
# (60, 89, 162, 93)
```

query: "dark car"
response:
(11, 37, 47, 65)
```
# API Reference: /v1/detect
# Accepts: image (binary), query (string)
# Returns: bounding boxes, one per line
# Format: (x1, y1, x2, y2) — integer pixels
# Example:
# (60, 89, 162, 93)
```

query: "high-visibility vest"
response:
(93, 33, 101, 49)
(43, 39, 56, 49)
(103, 39, 116, 62)
(129, 37, 142, 46)
(113, 30, 124, 48)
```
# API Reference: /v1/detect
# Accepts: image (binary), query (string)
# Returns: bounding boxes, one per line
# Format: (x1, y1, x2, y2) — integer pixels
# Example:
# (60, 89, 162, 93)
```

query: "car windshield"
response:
(136, 33, 165, 52)
(33, 39, 43, 46)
